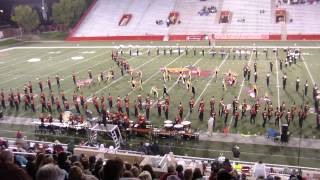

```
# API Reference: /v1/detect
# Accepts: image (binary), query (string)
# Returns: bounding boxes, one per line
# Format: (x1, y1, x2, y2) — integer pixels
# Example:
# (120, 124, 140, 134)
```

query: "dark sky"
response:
(0, 0, 58, 26)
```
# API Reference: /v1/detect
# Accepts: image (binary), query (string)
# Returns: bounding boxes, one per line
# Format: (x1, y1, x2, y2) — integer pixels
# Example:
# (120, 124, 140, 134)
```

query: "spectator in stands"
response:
(122, 170, 134, 178)
(176, 164, 184, 180)
(160, 165, 176, 180)
(57, 151, 71, 172)
(102, 158, 124, 180)
(80, 156, 92, 175)
(88, 156, 96, 172)
(222, 158, 233, 172)
(184, 169, 193, 180)
(131, 166, 140, 177)
(142, 164, 155, 179)
(217, 169, 233, 180)
(0, 150, 14, 164)
(69, 166, 84, 180)
(253, 161, 267, 179)
(138, 171, 152, 180)
(192, 167, 203, 180)
(93, 158, 103, 178)
(0, 162, 32, 180)
(36, 164, 65, 180)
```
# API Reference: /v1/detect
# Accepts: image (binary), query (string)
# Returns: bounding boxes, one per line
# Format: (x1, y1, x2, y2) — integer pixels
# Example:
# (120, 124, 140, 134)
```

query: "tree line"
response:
(11, 0, 91, 33)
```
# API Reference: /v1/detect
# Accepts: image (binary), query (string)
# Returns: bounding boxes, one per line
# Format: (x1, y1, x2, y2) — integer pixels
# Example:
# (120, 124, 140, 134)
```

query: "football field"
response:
(0, 41, 320, 167)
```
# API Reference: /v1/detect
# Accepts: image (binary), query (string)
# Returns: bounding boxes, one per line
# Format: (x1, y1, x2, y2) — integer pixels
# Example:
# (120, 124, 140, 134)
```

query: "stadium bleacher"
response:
(68, 0, 320, 41)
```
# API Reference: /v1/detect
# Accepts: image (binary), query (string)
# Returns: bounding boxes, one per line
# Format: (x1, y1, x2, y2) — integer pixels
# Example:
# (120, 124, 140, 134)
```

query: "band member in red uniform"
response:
(145, 101, 150, 120)
(74, 101, 80, 114)
(0, 89, 5, 109)
(198, 98, 205, 121)
(262, 108, 268, 128)
(101, 106, 107, 126)
(93, 96, 100, 114)
(175, 114, 182, 124)
(60, 90, 66, 103)
(83, 102, 88, 112)
(267, 105, 273, 122)
(80, 93, 85, 107)
(178, 102, 183, 119)
(16, 90, 21, 104)
(234, 110, 240, 128)
(31, 98, 36, 112)
(100, 95, 105, 106)
(58, 112, 63, 123)
(72, 91, 77, 102)
(125, 101, 130, 118)
(219, 98, 224, 117)
(72, 72, 76, 85)
(88, 69, 93, 80)
(28, 81, 33, 94)
(64, 101, 70, 111)
(8, 96, 13, 108)
(47, 77, 52, 90)
(38, 79, 43, 92)
(47, 101, 52, 113)
(138, 113, 146, 128)
(298, 108, 306, 128)
(108, 94, 113, 109)
(55, 74, 60, 88)
(250, 106, 256, 124)
(48, 114, 53, 124)
(165, 103, 169, 120)
(123, 114, 130, 128)
(138, 95, 143, 110)
(224, 106, 229, 126)
(275, 107, 281, 126)
(134, 100, 138, 117)
(117, 96, 122, 113)
(39, 114, 44, 125)
(55, 98, 62, 113)
(48, 92, 53, 105)
(157, 99, 162, 116)
(24, 95, 29, 110)
(285, 110, 293, 126)
(189, 97, 194, 113)
(210, 96, 215, 113)
(290, 103, 296, 122)
(14, 95, 19, 111)
(241, 100, 247, 120)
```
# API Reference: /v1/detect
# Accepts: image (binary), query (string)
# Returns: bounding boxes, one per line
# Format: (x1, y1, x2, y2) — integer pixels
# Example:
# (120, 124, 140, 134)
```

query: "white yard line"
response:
(0, 47, 14, 53)
(183, 52, 231, 121)
(301, 55, 316, 85)
(0, 48, 65, 71)
(227, 52, 254, 128)
(0, 49, 86, 84)
(89, 55, 161, 98)
(127, 55, 184, 96)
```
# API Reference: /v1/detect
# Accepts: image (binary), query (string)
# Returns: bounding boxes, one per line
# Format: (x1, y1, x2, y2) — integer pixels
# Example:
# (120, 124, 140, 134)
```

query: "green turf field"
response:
(0, 41, 320, 168)
(0, 42, 319, 137)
